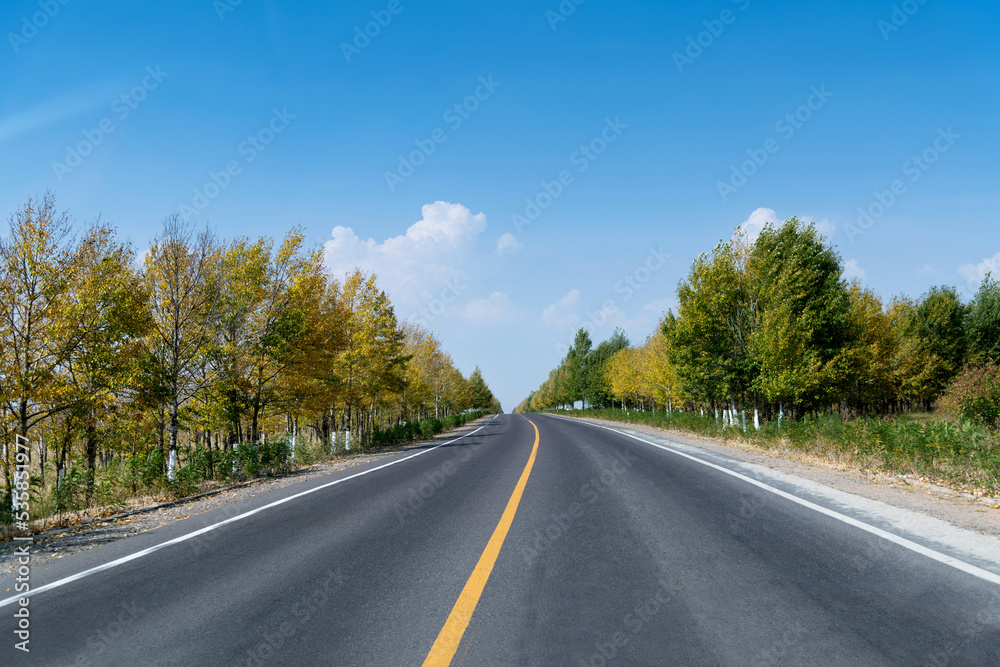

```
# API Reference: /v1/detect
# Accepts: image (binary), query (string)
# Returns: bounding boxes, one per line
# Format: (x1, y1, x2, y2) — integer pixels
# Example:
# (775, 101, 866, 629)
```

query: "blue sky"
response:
(3, 0, 999, 410)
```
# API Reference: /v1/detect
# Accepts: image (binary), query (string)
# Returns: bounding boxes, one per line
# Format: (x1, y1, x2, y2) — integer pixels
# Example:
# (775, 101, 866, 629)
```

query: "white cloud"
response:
(0, 84, 113, 144)
(323, 201, 489, 315)
(736, 208, 836, 243)
(959, 251, 1000, 287)
(496, 233, 523, 257)
(842, 259, 866, 282)
(812, 217, 837, 240)
(542, 289, 581, 327)
(465, 292, 517, 323)
(736, 207, 778, 243)
(134, 246, 150, 268)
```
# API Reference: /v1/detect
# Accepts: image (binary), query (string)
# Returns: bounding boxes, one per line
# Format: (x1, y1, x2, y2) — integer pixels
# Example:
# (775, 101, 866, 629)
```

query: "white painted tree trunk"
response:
(167, 449, 178, 481)
(754, 408, 760, 430)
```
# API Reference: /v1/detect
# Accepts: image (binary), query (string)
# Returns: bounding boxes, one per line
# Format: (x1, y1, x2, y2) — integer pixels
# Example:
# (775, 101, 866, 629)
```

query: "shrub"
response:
(939, 363, 1000, 430)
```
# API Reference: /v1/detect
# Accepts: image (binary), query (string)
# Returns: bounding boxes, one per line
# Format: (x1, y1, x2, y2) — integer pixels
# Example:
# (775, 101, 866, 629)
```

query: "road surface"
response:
(2, 413, 998, 665)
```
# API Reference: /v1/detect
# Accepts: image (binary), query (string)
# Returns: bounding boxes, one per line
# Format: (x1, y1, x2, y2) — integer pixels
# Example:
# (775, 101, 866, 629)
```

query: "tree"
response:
(748, 219, 850, 415)
(62, 224, 150, 496)
(638, 328, 683, 411)
(895, 286, 966, 407)
(583, 329, 630, 408)
(215, 229, 327, 444)
(668, 240, 748, 414)
(607, 347, 642, 407)
(332, 270, 406, 441)
(143, 216, 224, 480)
(966, 276, 1000, 365)
(565, 328, 592, 407)
(0, 194, 87, 478)
(468, 367, 496, 410)
(834, 284, 897, 415)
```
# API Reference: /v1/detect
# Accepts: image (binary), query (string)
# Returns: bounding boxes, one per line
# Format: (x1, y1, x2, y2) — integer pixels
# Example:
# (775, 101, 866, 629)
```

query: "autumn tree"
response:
(62, 224, 150, 495)
(332, 270, 406, 441)
(213, 229, 328, 444)
(0, 194, 88, 479)
(143, 216, 224, 480)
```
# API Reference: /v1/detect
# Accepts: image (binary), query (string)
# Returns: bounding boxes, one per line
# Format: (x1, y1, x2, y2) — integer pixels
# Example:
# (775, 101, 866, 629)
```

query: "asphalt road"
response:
(2, 413, 999, 666)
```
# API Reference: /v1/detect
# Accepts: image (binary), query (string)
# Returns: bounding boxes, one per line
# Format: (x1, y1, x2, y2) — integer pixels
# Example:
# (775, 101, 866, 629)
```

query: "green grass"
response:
(550, 408, 1000, 496)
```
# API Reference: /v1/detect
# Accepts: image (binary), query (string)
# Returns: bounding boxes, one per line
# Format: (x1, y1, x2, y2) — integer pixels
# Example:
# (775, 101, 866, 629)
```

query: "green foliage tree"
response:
(565, 328, 592, 407)
(583, 329, 629, 408)
(966, 276, 1000, 365)
(748, 219, 850, 415)
(895, 286, 966, 408)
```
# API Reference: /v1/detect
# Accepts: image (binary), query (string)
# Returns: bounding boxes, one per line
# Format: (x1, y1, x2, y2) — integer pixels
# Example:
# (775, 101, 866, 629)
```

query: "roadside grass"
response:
(550, 408, 1000, 497)
(1, 411, 491, 534)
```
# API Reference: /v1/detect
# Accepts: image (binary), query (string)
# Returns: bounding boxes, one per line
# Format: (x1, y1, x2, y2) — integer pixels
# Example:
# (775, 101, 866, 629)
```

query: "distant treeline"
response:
(516, 218, 1000, 431)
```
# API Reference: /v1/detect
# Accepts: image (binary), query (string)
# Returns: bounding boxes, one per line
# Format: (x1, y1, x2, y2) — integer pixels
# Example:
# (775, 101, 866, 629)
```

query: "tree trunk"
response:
(167, 399, 179, 481)
(85, 412, 98, 502)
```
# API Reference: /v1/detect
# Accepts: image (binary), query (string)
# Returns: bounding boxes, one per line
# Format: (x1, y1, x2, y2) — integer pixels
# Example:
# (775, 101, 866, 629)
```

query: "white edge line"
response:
(550, 415, 1000, 587)
(0, 425, 486, 609)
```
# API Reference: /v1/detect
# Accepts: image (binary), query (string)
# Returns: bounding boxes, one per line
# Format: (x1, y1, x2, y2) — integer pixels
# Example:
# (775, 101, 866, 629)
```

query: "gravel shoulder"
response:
(0, 418, 491, 576)
(565, 414, 1000, 539)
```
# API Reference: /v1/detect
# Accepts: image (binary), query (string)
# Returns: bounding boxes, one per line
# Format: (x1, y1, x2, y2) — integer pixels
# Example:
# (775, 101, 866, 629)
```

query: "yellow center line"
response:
(422, 417, 540, 667)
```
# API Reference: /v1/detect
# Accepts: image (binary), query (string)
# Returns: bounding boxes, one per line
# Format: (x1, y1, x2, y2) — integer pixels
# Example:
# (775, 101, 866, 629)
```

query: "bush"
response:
(369, 411, 488, 448)
(940, 363, 1000, 430)
(260, 438, 293, 475)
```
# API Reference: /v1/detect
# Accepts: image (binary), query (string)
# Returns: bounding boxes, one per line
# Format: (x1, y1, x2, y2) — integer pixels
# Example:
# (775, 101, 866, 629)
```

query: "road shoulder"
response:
(556, 413, 1000, 540)
(0, 417, 494, 578)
